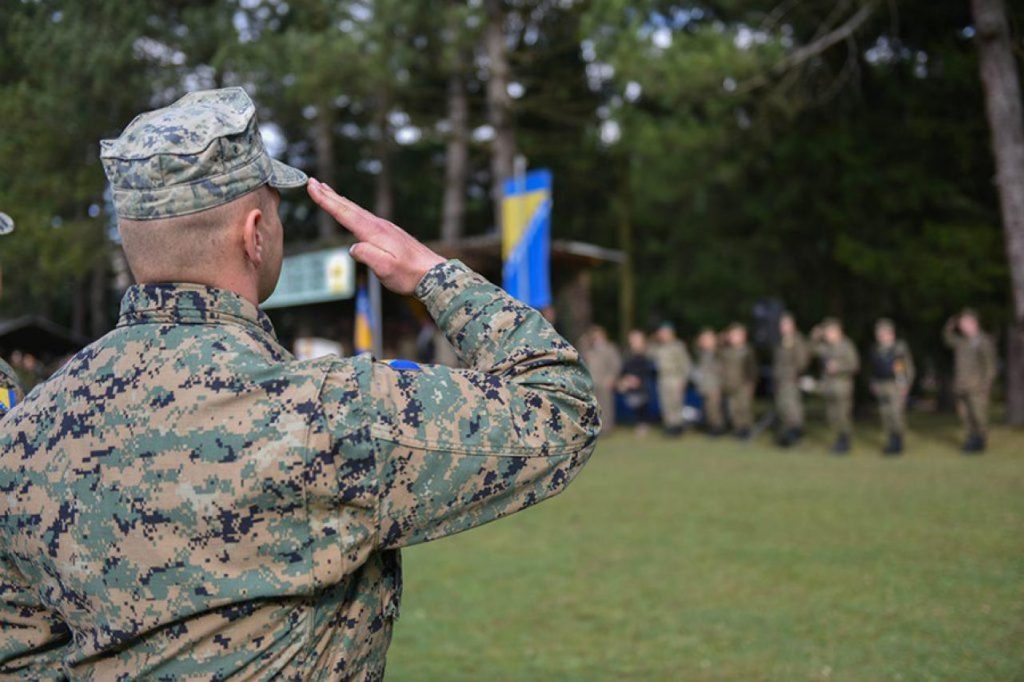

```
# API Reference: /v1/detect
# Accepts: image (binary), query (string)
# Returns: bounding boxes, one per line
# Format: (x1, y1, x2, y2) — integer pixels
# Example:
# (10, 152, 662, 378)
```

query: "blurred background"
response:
(1, 1, 1022, 679)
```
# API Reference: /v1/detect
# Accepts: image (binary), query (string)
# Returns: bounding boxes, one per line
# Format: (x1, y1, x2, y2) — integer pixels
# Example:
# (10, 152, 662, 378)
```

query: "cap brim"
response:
(268, 158, 308, 189)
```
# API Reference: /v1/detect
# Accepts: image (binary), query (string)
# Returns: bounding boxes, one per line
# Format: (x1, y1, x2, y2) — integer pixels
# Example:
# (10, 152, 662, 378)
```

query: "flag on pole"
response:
(354, 284, 374, 355)
(502, 168, 553, 309)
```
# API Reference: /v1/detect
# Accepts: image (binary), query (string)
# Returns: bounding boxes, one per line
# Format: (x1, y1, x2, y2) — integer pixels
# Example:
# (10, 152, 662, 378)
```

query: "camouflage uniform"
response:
(719, 344, 757, 434)
(0, 88, 599, 679)
(772, 332, 809, 433)
(814, 337, 860, 444)
(694, 347, 724, 433)
(943, 321, 998, 447)
(648, 338, 691, 433)
(869, 339, 915, 443)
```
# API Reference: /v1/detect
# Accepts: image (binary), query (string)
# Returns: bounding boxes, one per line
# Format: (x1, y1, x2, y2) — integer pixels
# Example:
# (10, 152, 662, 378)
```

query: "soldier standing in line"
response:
(719, 322, 758, 439)
(868, 319, 915, 456)
(648, 322, 691, 437)
(812, 318, 860, 454)
(582, 325, 622, 433)
(772, 312, 810, 447)
(694, 328, 725, 435)
(943, 309, 998, 453)
(0, 213, 25, 417)
(618, 329, 658, 436)
(0, 88, 599, 678)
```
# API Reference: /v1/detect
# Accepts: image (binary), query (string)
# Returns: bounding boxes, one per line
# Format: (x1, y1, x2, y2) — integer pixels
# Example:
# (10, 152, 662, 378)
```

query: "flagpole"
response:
(368, 270, 383, 358)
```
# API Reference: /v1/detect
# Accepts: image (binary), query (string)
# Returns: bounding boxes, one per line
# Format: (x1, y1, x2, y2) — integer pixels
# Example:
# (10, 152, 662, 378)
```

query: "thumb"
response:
(350, 242, 396, 278)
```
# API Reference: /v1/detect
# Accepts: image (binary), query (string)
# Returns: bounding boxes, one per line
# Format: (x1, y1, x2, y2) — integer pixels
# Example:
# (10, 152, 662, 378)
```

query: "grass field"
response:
(385, 415, 1023, 681)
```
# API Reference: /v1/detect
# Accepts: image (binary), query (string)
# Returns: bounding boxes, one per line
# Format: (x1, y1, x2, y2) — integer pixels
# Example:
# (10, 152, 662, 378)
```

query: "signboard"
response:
(501, 168, 553, 309)
(262, 247, 355, 310)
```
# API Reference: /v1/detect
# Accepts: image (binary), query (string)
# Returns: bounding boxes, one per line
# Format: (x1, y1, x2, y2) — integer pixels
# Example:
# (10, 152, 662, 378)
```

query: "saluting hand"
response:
(308, 178, 446, 295)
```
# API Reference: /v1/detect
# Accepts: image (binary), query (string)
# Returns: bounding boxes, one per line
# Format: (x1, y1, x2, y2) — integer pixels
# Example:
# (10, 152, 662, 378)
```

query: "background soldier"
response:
(773, 312, 810, 447)
(694, 328, 725, 435)
(0, 89, 599, 678)
(812, 318, 860, 454)
(943, 309, 998, 453)
(869, 319, 915, 456)
(582, 325, 622, 433)
(720, 322, 758, 439)
(649, 322, 691, 436)
(0, 213, 24, 416)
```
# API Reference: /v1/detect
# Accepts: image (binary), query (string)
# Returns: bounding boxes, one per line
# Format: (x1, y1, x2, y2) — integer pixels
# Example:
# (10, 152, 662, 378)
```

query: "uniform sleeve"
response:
(901, 342, 917, 387)
(680, 344, 693, 380)
(743, 349, 758, 384)
(983, 336, 999, 386)
(795, 335, 811, 372)
(0, 557, 71, 677)
(943, 320, 959, 349)
(359, 261, 599, 549)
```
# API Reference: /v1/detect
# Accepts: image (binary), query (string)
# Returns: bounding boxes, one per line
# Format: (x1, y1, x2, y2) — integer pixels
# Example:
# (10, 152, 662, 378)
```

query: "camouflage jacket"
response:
(718, 345, 757, 391)
(0, 359, 23, 416)
(647, 340, 691, 382)
(813, 337, 860, 389)
(693, 349, 721, 393)
(943, 325, 998, 392)
(772, 333, 810, 384)
(0, 260, 599, 680)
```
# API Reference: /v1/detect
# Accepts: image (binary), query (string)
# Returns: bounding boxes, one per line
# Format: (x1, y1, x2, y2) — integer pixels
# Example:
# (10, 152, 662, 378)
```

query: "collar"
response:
(117, 283, 277, 338)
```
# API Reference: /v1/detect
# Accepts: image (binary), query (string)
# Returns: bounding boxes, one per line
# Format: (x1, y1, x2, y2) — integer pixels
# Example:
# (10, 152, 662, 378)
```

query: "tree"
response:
(971, 0, 1024, 425)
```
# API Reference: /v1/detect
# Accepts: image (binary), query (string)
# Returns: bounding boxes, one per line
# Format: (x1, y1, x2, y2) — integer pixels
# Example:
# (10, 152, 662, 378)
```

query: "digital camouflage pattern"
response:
(0, 358, 23, 415)
(0, 260, 599, 679)
(648, 339, 690, 431)
(100, 88, 307, 221)
(719, 344, 757, 432)
(942, 321, 998, 439)
(773, 332, 810, 430)
(693, 348, 723, 432)
(869, 339, 915, 437)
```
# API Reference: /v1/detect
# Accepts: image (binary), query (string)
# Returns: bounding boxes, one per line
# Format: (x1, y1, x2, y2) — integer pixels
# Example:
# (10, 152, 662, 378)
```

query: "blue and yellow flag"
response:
(502, 169, 553, 309)
(354, 284, 374, 355)
(0, 388, 17, 415)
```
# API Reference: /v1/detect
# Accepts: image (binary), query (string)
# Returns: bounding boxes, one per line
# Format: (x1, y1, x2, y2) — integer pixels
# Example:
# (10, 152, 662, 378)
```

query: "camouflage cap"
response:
(100, 87, 307, 220)
(0, 212, 12, 235)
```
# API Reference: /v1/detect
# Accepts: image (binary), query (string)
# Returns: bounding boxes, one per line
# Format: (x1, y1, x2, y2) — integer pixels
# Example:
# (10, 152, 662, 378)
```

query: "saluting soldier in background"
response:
(694, 328, 725, 435)
(812, 318, 860, 454)
(772, 312, 810, 447)
(869, 319, 915, 456)
(649, 322, 691, 437)
(0, 213, 25, 417)
(943, 309, 998, 453)
(719, 322, 758, 439)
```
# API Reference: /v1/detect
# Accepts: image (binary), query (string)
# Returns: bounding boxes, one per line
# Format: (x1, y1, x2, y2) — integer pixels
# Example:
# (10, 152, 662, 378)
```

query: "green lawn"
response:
(385, 417, 1024, 681)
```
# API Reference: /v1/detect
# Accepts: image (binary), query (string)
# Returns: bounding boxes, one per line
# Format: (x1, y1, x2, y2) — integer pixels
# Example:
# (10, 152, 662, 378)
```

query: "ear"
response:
(242, 207, 264, 269)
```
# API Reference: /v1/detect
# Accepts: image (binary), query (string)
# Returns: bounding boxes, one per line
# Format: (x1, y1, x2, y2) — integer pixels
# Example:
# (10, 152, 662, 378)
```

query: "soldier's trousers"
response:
(594, 384, 616, 433)
(725, 384, 754, 431)
(874, 381, 907, 435)
(658, 377, 686, 429)
(775, 380, 803, 429)
(824, 384, 854, 436)
(955, 389, 990, 437)
(701, 386, 724, 431)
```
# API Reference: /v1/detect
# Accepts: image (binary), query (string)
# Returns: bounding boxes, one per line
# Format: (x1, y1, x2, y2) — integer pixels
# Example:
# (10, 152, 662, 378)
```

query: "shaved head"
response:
(119, 186, 283, 302)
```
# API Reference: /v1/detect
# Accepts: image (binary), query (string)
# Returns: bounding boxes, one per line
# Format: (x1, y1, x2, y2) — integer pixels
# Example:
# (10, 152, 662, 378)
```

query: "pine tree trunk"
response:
(441, 71, 469, 242)
(313, 105, 337, 241)
(485, 0, 515, 232)
(971, 0, 1024, 425)
(373, 100, 394, 221)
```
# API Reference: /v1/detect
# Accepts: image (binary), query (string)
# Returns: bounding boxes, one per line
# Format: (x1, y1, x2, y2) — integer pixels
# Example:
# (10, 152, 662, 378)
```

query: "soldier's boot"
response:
(883, 432, 903, 456)
(830, 433, 850, 455)
(961, 433, 982, 455)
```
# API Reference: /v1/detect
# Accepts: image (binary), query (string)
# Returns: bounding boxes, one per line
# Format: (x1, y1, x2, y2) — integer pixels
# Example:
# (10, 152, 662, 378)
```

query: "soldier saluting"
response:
(0, 89, 599, 678)
(943, 309, 998, 453)
(868, 319, 915, 456)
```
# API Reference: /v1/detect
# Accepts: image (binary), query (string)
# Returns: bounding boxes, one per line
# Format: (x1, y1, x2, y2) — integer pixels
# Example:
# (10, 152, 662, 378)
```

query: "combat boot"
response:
(830, 433, 850, 455)
(883, 433, 903, 456)
(961, 433, 982, 455)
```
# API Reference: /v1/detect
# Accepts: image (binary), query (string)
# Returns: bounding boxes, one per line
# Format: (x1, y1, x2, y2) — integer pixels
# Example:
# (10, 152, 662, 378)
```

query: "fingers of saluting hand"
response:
(307, 178, 389, 246)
